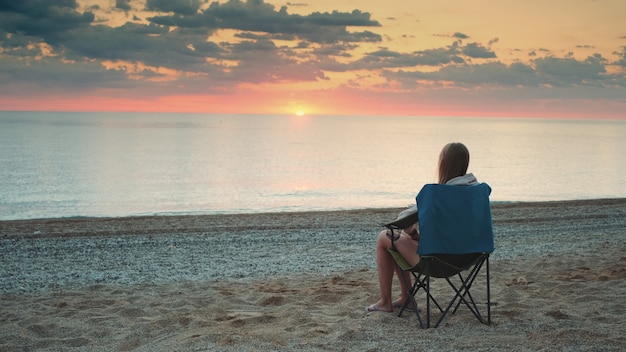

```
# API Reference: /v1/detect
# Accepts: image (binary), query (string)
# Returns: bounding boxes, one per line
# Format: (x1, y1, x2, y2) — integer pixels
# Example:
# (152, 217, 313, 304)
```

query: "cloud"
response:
(433, 32, 469, 40)
(384, 61, 535, 88)
(115, 0, 132, 11)
(147, 2, 380, 44)
(614, 47, 626, 68)
(145, 0, 202, 15)
(0, 55, 130, 94)
(462, 43, 497, 59)
(0, 0, 625, 108)
(534, 55, 608, 86)
(0, 1, 94, 38)
(351, 42, 499, 70)
(382, 53, 623, 91)
(453, 32, 469, 39)
(0, 0, 382, 93)
(362, 46, 464, 68)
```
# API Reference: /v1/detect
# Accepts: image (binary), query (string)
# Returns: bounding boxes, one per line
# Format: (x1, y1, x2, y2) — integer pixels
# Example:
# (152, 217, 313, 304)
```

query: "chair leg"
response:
(451, 262, 483, 315)
(417, 274, 446, 329)
(444, 256, 491, 327)
(464, 256, 492, 326)
(426, 275, 431, 328)
(486, 256, 491, 325)
(405, 272, 445, 329)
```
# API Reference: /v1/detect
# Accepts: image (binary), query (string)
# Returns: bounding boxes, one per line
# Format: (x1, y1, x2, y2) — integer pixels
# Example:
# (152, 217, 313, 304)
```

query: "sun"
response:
(295, 110, 305, 117)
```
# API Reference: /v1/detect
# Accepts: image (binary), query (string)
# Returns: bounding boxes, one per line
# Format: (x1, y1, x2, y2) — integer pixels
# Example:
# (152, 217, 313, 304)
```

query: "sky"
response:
(0, 0, 625, 118)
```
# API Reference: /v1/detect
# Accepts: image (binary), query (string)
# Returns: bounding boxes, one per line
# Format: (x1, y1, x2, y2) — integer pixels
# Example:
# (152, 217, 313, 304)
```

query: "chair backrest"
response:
(416, 183, 494, 256)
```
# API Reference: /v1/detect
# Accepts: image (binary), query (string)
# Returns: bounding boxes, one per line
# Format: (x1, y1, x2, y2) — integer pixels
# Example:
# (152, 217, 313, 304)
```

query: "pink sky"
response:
(0, 0, 625, 118)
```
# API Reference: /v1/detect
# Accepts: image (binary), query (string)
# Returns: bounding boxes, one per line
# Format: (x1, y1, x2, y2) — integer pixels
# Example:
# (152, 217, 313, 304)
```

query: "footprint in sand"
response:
(259, 295, 285, 306)
(226, 311, 277, 327)
(505, 276, 530, 286)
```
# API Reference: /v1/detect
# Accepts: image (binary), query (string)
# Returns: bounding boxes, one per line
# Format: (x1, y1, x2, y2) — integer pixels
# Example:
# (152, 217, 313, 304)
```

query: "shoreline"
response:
(1, 198, 625, 351)
(2, 197, 625, 237)
(2, 197, 625, 226)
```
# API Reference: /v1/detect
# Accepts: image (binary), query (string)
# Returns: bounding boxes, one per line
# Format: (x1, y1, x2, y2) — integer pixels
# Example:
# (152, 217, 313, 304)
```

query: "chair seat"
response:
(388, 249, 484, 278)
(417, 253, 484, 278)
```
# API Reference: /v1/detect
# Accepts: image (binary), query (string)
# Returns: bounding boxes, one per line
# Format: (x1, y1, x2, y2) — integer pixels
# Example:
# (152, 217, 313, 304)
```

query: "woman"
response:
(366, 142, 478, 313)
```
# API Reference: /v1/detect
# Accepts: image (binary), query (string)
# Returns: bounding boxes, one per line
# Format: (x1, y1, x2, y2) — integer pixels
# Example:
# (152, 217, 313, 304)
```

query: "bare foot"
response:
(393, 299, 418, 311)
(365, 303, 394, 314)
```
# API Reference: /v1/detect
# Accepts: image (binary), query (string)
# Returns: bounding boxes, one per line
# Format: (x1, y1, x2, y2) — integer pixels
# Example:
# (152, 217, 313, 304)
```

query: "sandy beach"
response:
(1, 199, 625, 351)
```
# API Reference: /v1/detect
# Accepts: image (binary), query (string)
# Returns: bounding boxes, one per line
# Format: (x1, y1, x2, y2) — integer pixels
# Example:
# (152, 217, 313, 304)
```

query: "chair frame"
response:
(386, 224, 493, 329)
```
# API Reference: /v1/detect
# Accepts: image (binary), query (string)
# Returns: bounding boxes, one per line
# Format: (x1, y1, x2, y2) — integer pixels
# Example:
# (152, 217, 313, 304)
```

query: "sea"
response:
(1, 112, 625, 221)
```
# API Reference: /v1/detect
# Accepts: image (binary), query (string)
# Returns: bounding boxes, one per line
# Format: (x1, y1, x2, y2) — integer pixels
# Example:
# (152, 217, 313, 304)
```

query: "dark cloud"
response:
(0, 0, 78, 12)
(453, 32, 469, 39)
(462, 43, 497, 59)
(433, 32, 469, 40)
(614, 48, 626, 68)
(115, 0, 132, 11)
(0, 0, 93, 38)
(534, 55, 608, 86)
(145, 0, 202, 15)
(312, 43, 357, 58)
(61, 23, 221, 69)
(438, 61, 538, 86)
(0, 55, 130, 94)
(346, 42, 498, 71)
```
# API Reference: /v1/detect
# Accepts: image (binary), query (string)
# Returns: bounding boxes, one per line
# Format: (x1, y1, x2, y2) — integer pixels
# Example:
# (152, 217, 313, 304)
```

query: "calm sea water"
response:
(1, 112, 625, 220)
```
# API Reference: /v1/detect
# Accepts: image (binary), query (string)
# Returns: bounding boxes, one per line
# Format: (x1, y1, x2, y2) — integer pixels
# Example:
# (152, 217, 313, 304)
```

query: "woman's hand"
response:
(403, 223, 420, 241)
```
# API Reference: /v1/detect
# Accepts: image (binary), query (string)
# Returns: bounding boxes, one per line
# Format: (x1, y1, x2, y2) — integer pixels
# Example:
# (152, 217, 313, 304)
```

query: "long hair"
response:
(438, 143, 470, 184)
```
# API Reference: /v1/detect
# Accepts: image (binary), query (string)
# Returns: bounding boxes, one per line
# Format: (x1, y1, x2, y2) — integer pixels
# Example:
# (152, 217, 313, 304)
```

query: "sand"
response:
(1, 199, 625, 351)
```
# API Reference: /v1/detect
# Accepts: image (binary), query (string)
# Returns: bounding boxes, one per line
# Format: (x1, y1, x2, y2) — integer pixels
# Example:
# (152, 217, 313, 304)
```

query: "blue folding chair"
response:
(386, 183, 494, 328)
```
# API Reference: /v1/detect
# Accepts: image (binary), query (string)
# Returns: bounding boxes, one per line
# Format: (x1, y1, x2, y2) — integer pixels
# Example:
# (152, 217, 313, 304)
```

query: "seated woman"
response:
(366, 142, 478, 313)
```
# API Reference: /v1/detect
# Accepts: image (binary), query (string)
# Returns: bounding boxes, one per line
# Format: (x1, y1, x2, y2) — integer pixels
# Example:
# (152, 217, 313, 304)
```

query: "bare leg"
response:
(394, 266, 413, 306)
(392, 235, 419, 308)
(367, 229, 420, 312)
(372, 229, 396, 312)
